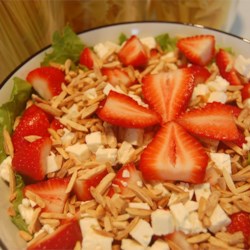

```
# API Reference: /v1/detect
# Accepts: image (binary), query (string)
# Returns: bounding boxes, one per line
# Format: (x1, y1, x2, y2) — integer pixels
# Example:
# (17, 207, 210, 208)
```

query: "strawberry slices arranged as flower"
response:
(97, 66, 240, 184)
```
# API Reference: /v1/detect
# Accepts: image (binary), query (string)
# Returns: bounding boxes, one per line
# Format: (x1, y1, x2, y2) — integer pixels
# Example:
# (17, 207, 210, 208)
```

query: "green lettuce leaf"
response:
(42, 26, 84, 66)
(155, 33, 177, 52)
(11, 174, 28, 232)
(119, 33, 127, 45)
(0, 77, 32, 163)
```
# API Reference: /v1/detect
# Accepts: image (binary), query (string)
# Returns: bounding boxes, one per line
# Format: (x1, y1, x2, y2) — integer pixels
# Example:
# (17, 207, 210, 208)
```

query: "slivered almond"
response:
(60, 117, 88, 132)
(51, 89, 67, 108)
(198, 196, 207, 220)
(24, 135, 42, 142)
(80, 200, 97, 213)
(206, 191, 221, 217)
(233, 200, 250, 213)
(81, 103, 99, 119)
(65, 170, 77, 194)
(187, 233, 211, 244)
(39, 218, 60, 228)
(3, 127, 14, 157)
(163, 182, 185, 193)
(19, 230, 33, 241)
(27, 231, 48, 247)
(125, 207, 151, 218)
(25, 190, 45, 208)
(40, 212, 68, 219)
(215, 231, 244, 246)
(73, 241, 82, 250)
(95, 172, 116, 195)
(90, 187, 105, 207)
(223, 168, 238, 194)
(78, 164, 106, 180)
(35, 103, 63, 116)
(112, 221, 128, 230)
(28, 207, 41, 234)
(104, 215, 112, 232)
(93, 228, 114, 238)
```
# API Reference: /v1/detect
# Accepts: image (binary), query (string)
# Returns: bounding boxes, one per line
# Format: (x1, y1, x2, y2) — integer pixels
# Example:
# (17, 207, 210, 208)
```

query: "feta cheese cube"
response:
(79, 217, 101, 235)
(187, 212, 207, 234)
(151, 209, 175, 236)
(84, 88, 97, 100)
(210, 152, 232, 173)
(61, 128, 75, 146)
(140, 37, 156, 49)
(0, 156, 11, 182)
(130, 219, 154, 247)
(192, 84, 209, 100)
(63, 104, 80, 119)
(184, 200, 199, 213)
(65, 143, 90, 162)
(234, 54, 250, 79)
(209, 205, 231, 233)
(207, 76, 229, 92)
(150, 239, 170, 250)
(46, 152, 60, 174)
(208, 91, 227, 104)
(121, 239, 145, 250)
(169, 203, 189, 228)
(117, 141, 135, 164)
(18, 204, 34, 225)
(94, 43, 109, 59)
(153, 183, 170, 197)
(85, 131, 102, 153)
(95, 146, 117, 165)
(194, 183, 211, 201)
(123, 128, 144, 146)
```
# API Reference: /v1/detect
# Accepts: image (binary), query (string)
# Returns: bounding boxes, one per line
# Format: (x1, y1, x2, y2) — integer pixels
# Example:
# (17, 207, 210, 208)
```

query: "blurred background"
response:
(0, 0, 248, 84)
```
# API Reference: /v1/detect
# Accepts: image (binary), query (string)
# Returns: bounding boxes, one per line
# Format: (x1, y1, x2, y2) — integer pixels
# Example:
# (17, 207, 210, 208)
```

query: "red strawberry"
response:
(241, 83, 250, 101)
(142, 68, 195, 123)
(26, 66, 65, 100)
(96, 91, 160, 128)
(79, 47, 95, 69)
(108, 163, 142, 196)
(73, 169, 107, 201)
(118, 35, 148, 67)
(149, 48, 160, 59)
(27, 219, 82, 250)
(101, 67, 135, 87)
(12, 105, 50, 152)
(177, 35, 215, 66)
(12, 137, 52, 181)
(164, 231, 193, 250)
(216, 49, 242, 85)
(50, 118, 65, 131)
(24, 177, 70, 213)
(227, 212, 250, 248)
(139, 121, 208, 184)
(189, 65, 211, 85)
(177, 102, 239, 141)
(229, 129, 246, 147)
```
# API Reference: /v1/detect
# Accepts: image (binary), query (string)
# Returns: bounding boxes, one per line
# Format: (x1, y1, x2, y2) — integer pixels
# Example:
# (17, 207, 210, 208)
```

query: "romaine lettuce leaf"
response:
(0, 77, 32, 163)
(119, 33, 127, 45)
(42, 25, 84, 66)
(155, 33, 177, 52)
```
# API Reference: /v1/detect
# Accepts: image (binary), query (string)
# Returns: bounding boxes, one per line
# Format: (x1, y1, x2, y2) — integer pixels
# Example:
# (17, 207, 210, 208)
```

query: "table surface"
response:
(230, 0, 250, 40)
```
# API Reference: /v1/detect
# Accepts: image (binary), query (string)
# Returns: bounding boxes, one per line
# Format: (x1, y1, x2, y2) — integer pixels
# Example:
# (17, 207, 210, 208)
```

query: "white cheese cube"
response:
(153, 183, 170, 197)
(209, 205, 231, 233)
(85, 131, 102, 153)
(79, 217, 101, 235)
(208, 91, 227, 104)
(129, 203, 150, 210)
(18, 204, 34, 225)
(84, 88, 97, 100)
(140, 37, 156, 49)
(234, 54, 250, 79)
(169, 203, 189, 228)
(123, 128, 144, 146)
(65, 143, 90, 162)
(63, 104, 80, 119)
(95, 146, 117, 165)
(194, 183, 211, 201)
(43, 224, 55, 234)
(188, 212, 207, 234)
(130, 219, 154, 247)
(207, 76, 229, 92)
(121, 239, 145, 250)
(178, 182, 194, 200)
(210, 152, 232, 174)
(150, 239, 170, 250)
(61, 128, 75, 146)
(46, 152, 60, 174)
(184, 200, 199, 213)
(94, 43, 109, 59)
(0, 156, 11, 182)
(192, 84, 209, 100)
(117, 141, 135, 164)
(151, 209, 175, 236)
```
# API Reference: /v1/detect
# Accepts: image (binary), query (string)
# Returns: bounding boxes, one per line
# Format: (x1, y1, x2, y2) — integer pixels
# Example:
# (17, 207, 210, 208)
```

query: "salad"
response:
(1, 26, 250, 250)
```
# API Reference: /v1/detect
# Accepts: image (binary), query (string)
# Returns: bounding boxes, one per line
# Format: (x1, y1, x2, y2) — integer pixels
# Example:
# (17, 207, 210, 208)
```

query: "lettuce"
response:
(0, 77, 32, 163)
(42, 26, 84, 66)
(119, 33, 127, 45)
(155, 33, 177, 52)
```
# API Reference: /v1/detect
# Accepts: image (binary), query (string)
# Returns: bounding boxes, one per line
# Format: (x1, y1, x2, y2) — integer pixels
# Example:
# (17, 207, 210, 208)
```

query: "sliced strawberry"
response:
(216, 49, 242, 85)
(101, 67, 135, 87)
(241, 83, 250, 101)
(24, 177, 70, 213)
(177, 35, 215, 66)
(177, 102, 239, 141)
(12, 105, 50, 152)
(227, 212, 250, 249)
(149, 48, 160, 59)
(26, 66, 65, 100)
(50, 118, 65, 131)
(118, 35, 148, 68)
(79, 47, 95, 69)
(189, 65, 211, 85)
(73, 169, 108, 201)
(139, 122, 208, 184)
(164, 231, 193, 250)
(27, 219, 82, 250)
(96, 91, 160, 128)
(108, 163, 142, 196)
(229, 129, 246, 147)
(142, 68, 195, 123)
(12, 137, 52, 181)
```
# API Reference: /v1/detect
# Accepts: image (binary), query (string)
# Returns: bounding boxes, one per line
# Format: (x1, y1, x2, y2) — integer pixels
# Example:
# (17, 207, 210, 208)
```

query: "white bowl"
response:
(1, 21, 250, 250)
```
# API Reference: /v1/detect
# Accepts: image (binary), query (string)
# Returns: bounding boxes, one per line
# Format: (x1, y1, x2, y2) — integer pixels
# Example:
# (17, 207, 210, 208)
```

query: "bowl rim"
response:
(1, 20, 250, 89)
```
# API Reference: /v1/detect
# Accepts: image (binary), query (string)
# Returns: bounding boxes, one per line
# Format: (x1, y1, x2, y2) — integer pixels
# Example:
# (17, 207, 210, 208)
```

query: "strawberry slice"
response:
(118, 35, 148, 67)
(108, 163, 142, 196)
(241, 83, 250, 101)
(12, 137, 52, 181)
(177, 35, 215, 66)
(216, 49, 242, 85)
(101, 67, 135, 87)
(79, 47, 96, 69)
(24, 177, 70, 213)
(139, 121, 208, 184)
(227, 212, 250, 249)
(73, 169, 107, 201)
(177, 102, 239, 141)
(50, 118, 65, 131)
(12, 105, 50, 152)
(26, 66, 65, 100)
(164, 231, 193, 250)
(96, 91, 160, 128)
(27, 219, 82, 250)
(189, 65, 211, 85)
(142, 68, 195, 123)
